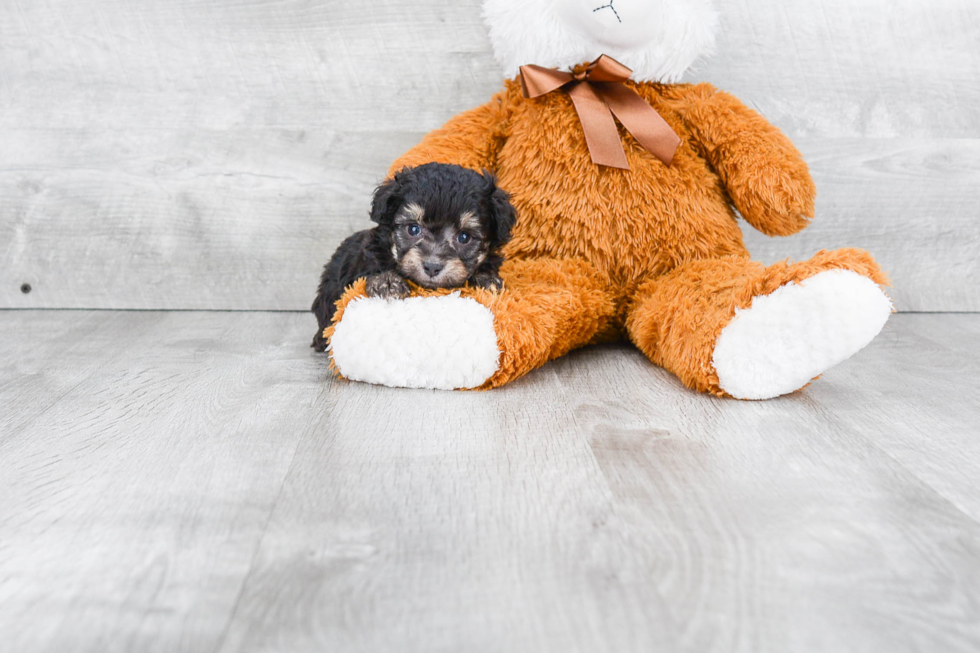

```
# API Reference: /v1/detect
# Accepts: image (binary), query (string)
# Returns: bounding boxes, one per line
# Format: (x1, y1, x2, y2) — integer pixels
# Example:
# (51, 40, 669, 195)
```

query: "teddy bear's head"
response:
(482, 0, 718, 83)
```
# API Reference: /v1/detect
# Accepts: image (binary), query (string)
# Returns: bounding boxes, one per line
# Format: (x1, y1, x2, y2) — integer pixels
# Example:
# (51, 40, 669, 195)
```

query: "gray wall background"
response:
(2, 0, 978, 312)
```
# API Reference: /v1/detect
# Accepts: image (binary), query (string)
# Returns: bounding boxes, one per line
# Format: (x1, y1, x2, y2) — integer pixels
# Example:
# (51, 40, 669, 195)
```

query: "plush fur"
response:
(483, 0, 718, 83)
(323, 0, 892, 397)
(711, 269, 893, 399)
(329, 290, 501, 390)
(311, 163, 515, 351)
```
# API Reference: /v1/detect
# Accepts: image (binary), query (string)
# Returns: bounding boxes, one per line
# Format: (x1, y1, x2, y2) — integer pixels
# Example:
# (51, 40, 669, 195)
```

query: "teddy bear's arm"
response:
(677, 84, 816, 237)
(387, 88, 515, 176)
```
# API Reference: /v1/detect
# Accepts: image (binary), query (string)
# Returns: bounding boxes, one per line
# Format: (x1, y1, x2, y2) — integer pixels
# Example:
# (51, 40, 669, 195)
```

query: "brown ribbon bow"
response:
(519, 54, 680, 170)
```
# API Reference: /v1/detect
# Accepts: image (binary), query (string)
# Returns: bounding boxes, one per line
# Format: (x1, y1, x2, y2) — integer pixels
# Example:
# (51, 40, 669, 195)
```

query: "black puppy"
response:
(311, 163, 517, 351)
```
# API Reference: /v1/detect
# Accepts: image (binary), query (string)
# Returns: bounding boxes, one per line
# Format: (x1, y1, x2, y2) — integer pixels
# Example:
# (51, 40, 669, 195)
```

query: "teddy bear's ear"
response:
(369, 172, 406, 227)
(482, 169, 517, 246)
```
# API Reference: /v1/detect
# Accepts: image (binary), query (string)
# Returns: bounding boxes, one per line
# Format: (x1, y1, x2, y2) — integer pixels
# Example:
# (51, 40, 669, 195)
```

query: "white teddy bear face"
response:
(482, 0, 718, 83)
(556, 0, 663, 50)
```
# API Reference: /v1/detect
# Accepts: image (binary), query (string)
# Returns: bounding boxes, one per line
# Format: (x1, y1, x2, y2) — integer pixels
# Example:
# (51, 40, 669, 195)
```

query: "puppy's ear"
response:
(369, 171, 405, 227)
(482, 169, 517, 246)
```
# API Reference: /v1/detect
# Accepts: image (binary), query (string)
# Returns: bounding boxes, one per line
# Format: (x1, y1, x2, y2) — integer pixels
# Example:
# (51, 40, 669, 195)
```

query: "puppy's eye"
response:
(406, 223, 421, 236)
(456, 232, 471, 244)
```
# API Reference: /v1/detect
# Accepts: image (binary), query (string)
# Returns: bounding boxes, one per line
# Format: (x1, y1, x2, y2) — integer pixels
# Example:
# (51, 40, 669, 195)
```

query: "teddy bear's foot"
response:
(627, 249, 893, 399)
(329, 292, 500, 390)
(325, 259, 617, 390)
(711, 269, 892, 399)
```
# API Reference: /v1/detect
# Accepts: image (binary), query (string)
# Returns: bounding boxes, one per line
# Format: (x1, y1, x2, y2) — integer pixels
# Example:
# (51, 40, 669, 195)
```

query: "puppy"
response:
(311, 163, 517, 351)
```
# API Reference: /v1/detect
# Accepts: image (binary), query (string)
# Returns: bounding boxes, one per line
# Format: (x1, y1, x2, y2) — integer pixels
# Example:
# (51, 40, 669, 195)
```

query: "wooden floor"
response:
(1, 310, 979, 653)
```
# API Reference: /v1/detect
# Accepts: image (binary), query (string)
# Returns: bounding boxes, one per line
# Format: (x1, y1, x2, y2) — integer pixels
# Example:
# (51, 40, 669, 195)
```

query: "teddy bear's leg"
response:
(625, 249, 893, 399)
(325, 259, 618, 390)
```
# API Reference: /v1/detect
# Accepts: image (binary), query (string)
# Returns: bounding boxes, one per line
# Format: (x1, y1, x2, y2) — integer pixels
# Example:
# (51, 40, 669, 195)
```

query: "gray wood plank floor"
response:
(1, 311, 979, 653)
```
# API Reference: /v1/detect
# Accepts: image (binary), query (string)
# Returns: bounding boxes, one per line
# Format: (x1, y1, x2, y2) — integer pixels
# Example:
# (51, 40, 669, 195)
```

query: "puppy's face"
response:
(370, 164, 517, 289)
(391, 203, 488, 288)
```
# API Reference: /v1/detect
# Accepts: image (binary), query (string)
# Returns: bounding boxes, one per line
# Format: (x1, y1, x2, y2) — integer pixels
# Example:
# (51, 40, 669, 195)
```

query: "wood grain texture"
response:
(0, 311, 323, 653)
(1, 0, 979, 311)
(743, 138, 980, 310)
(3, 310, 978, 652)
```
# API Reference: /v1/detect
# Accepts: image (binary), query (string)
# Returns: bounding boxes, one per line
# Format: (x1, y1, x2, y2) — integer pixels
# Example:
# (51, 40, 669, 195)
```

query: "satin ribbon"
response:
(519, 55, 680, 170)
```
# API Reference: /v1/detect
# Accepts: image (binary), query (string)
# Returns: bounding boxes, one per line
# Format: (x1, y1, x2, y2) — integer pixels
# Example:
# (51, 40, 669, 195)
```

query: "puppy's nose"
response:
(423, 260, 444, 277)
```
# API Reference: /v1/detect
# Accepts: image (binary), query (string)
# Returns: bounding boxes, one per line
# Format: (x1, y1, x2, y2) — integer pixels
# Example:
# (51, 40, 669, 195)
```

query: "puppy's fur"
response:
(311, 163, 517, 351)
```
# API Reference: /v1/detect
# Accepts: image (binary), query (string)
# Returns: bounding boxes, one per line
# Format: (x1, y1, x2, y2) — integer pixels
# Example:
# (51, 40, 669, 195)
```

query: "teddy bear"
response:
(322, 0, 893, 400)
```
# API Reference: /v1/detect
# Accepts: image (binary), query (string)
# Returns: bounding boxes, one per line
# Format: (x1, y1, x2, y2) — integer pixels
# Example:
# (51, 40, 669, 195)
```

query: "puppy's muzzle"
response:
(423, 260, 445, 278)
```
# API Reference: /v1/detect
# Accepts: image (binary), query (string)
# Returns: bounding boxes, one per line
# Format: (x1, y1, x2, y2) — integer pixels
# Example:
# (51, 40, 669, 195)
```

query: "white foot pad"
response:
(328, 292, 500, 390)
(712, 270, 892, 400)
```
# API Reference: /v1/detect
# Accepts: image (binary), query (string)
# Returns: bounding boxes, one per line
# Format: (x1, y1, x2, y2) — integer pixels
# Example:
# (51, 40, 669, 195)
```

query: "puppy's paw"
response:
(311, 331, 328, 352)
(365, 271, 411, 300)
(470, 270, 504, 291)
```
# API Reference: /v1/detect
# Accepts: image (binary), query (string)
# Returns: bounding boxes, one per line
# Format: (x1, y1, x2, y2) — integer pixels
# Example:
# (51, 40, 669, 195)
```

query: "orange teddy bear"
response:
(324, 0, 892, 399)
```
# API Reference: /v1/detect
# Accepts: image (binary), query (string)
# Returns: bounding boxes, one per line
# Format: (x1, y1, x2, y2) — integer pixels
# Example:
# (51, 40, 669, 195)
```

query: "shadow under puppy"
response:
(312, 163, 517, 351)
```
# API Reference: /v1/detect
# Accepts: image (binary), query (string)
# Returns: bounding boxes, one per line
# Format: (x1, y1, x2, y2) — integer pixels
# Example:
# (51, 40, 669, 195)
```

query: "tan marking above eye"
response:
(459, 211, 481, 231)
(395, 203, 425, 225)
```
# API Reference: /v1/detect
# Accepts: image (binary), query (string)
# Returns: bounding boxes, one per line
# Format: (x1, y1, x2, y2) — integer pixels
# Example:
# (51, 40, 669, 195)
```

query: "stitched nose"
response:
(423, 261, 444, 277)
